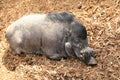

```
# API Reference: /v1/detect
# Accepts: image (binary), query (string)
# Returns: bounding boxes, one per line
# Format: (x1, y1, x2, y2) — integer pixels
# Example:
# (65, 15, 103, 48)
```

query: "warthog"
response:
(5, 12, 97, 66)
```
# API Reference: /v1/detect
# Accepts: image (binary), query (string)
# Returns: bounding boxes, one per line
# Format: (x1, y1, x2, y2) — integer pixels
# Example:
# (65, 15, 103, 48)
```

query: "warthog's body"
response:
(5, 12, 97, 65)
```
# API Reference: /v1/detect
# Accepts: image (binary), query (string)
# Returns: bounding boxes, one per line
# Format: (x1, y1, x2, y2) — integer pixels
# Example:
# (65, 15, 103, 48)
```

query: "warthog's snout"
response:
(87, 57, 97, 66)
(80, 47, 97, 66)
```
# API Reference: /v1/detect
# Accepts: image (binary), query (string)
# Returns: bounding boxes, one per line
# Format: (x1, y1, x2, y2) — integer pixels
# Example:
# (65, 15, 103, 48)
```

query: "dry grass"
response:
(0, 0, 120, 80)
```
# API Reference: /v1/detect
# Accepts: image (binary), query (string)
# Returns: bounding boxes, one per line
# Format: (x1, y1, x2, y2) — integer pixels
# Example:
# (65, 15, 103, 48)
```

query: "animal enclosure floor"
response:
(0, 0, 120, 80)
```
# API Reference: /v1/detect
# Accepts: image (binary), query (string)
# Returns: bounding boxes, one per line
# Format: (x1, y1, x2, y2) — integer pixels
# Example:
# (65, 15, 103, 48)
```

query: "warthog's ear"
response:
(65, 42, 75, 57)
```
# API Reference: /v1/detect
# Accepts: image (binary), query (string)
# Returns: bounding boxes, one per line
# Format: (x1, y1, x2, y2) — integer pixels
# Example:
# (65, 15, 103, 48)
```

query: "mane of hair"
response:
(47, 12, 74, 23)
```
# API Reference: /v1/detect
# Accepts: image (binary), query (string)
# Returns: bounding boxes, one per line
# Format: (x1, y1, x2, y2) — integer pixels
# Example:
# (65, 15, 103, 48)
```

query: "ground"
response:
(0, 0, 120, 80)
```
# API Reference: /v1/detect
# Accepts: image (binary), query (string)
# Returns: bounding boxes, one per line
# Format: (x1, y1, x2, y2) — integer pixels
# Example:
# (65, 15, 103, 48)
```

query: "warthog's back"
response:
(5, 13, 68, 54)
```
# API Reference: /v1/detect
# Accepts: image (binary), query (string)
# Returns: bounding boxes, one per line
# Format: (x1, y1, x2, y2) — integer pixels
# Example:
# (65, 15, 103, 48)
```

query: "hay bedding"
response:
(0, 0, 120, 80)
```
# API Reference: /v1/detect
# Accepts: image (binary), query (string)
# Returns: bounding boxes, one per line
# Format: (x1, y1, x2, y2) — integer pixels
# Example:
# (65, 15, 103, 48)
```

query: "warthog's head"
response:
(65, 21, 97, 66)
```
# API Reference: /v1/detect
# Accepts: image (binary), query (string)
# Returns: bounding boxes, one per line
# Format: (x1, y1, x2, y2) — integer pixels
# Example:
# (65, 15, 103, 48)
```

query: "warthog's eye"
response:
(72, 38, 81, 47)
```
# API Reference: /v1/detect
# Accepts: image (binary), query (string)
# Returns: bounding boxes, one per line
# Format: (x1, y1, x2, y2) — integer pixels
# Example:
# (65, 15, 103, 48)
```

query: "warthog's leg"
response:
(46, 48, 67, 60)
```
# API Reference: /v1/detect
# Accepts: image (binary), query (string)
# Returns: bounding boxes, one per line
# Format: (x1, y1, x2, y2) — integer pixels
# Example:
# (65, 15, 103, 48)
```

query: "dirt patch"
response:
(0, 0, 120, 80)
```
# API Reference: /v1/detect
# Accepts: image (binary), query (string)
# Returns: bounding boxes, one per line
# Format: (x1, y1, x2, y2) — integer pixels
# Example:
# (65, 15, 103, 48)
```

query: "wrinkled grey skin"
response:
(5, 12, 97, 66)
